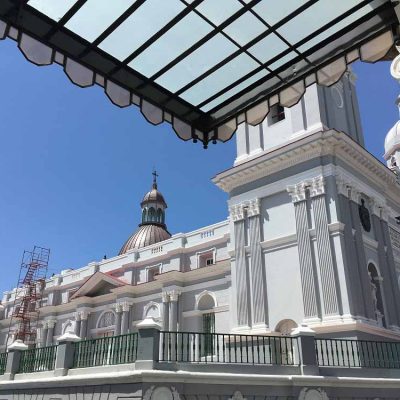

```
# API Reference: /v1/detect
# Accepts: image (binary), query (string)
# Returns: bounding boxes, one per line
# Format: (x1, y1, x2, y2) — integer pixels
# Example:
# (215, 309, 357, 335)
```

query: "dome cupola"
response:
(119, 171, 171, 255)
(384, 96, 400, 174)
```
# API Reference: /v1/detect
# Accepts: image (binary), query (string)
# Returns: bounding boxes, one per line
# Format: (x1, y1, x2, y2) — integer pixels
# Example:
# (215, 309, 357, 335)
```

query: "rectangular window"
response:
(197, 249, 216, 268)
(202, 313, 215, 357)
(147, 265, 161, 282)
(268, 104, 285, 125)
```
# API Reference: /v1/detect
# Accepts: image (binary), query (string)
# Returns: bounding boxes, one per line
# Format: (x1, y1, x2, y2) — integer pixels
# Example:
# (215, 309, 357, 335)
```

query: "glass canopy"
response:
(0, 0, 398, 147)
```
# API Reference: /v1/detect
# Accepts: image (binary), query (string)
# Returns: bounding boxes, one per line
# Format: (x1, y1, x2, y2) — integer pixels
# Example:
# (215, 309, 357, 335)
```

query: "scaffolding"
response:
(7, 246, 50, 346)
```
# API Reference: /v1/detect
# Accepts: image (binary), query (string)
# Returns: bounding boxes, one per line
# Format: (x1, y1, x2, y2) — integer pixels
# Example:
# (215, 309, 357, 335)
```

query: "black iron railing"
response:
(159, 331, 299, 365)
(316, 338, 400, 368)
(18, 345, 57, 373)
(0, 352, 7, 375)
(73, 332, 138, 368)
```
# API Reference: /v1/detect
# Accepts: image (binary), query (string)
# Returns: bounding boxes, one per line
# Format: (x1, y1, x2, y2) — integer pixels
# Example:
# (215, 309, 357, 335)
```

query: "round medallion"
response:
(359, 199, 371, 232)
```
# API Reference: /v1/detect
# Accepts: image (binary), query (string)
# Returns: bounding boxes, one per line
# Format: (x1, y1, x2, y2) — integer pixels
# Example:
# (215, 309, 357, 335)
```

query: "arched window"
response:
(196, 291, 217, 311)
(143, 302, 161, 320)
(142, 208, 147, 223)
(97, 310, 116, 329)
(368, 264, 385, 327)
(148, 207, 156, 222)
(275, 319, 297, 336)
(157, 208, 163, 223)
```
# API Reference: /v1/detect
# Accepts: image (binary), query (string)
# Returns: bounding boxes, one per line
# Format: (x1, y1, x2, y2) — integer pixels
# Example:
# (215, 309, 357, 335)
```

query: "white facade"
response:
(2, 72, 400, 351)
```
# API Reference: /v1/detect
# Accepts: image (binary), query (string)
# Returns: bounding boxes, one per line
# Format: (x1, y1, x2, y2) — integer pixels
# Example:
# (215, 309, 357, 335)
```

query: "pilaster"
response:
(162, 291, 170, 331)
(230, 203, 250, 328)
(310, 176, 340, 317)
(287, 183, 319, 319)
(247, 198, 268, 328)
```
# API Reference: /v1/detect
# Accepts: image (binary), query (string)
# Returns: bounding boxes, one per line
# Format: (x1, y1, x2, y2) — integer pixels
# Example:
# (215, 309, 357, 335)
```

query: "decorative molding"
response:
(143, 301, 161, 319)
(287, 182, 307, 203)
(195, 290, 218, 310)
(230, 391, 247, 400)
(309, 175, 325, 197)
(214, 130, 400, 203)
(168, 289, 181, 302)
(298, 388, 329, 400)
(229, 203, 245, 222)
(161, 291, 169, 303)
(247, 198, 260, 217)
(143, 386, 180, 400)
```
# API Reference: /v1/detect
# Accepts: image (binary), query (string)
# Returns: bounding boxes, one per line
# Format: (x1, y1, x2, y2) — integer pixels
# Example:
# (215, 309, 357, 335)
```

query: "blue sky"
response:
(0, 38, 398, 295)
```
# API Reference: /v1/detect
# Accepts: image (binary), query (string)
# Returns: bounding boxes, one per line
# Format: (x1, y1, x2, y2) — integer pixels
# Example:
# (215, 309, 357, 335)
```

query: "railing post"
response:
(4, 340, 28, 380)
(136, 316, 161, 370)
(291, 324, 319, 375)
(55, 330, 81, 376)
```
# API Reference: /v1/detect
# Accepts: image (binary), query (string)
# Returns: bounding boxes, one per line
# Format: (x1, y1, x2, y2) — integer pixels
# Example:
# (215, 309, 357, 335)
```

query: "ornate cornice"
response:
(213, 131, 399, 202)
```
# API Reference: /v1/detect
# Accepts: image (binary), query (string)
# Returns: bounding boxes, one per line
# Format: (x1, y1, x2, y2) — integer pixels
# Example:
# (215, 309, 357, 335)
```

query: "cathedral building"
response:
(1, 71, 400, 399)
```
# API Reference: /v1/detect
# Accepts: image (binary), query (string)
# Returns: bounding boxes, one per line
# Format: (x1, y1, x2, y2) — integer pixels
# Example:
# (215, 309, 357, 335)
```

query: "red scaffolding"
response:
(8, 246, 50, 345)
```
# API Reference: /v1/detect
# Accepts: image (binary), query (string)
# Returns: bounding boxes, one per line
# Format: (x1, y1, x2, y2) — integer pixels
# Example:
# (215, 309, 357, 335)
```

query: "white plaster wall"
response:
(261, 192, 296, 241)
(264, 246, 304, 329)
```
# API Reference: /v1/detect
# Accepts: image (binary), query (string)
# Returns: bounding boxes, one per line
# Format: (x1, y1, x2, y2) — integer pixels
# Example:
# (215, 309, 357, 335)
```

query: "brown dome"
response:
(119, 224, 171, 255)
(141, 188, 167, 207)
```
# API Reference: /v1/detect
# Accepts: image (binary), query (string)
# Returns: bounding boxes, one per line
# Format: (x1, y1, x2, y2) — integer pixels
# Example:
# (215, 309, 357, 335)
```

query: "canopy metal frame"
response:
(0, 0, 398, 147)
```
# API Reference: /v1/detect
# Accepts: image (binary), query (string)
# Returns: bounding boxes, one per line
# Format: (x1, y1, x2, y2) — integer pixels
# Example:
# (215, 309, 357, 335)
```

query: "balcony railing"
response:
(316, 338, 400, 368)
(159, 331, 299, 365)
(0, 352, 7, 375)
(73, 332, 138, 368)
(18, 345, 57, 373)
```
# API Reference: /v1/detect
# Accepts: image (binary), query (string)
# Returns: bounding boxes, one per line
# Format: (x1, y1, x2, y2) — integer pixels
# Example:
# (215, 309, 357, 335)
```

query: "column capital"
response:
(78, 310, 90, 320)
(370, 198, 384, 217)
(309, 175, 325, 197)
(336, 176, 350, 198)
(349, 186, 361, 203)
(168, 289, 181, 302)
(161, 291, 170, 303)
(229, 203, 245, 222)
(73, 311, 81, 321)
(46, 318, 57, 329)
(114, 302, 123, 313)
(287, 182, 307, 203)
(247, 198, 260, 217)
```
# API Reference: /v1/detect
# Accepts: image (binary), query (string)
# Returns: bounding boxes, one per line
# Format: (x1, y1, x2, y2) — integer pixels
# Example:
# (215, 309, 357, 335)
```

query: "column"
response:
(121, 302, 131, 334)
(162, 291, 170, 331)
(247, 198, 268, 328)
(230, 203, 250, 328)
(336, 177, 364, 317)
(287, 183, 319, 319)
(348, 188, 375, 320)
(79, 311, 90, 339)
(40, 321, 48, 347)
(114, 303, 123, 336)
(74, 312, 81, 337)
(46, 319, 56, 346)
(168, 290, 180, 332)
(374, 205, 400, 327)
(310, 176, 340, 316)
